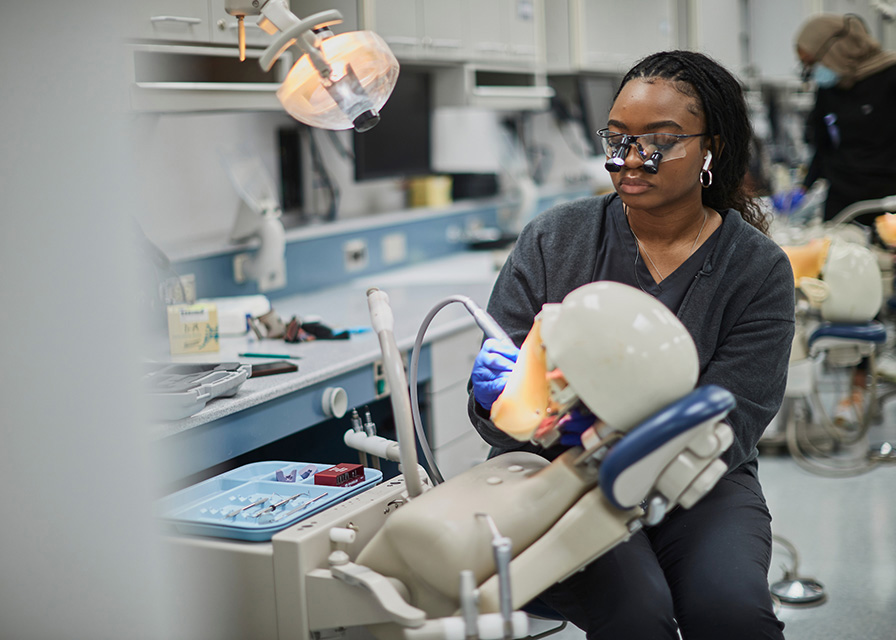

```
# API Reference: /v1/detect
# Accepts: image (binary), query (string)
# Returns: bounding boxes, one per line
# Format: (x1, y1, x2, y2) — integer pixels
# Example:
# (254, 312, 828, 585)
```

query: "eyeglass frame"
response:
(597, 128, 707, 173)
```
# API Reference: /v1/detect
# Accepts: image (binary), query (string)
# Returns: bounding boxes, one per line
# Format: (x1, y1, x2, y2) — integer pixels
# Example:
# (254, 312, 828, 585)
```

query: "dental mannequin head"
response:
(538, 282, 699, 433)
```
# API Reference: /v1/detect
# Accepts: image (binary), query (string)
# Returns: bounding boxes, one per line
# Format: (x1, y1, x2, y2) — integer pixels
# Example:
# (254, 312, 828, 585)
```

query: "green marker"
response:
(239, 352, 301, 359)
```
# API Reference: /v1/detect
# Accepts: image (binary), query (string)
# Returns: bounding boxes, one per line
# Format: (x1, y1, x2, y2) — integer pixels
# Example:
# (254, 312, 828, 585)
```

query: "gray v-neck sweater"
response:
(468, 193, 795, 472)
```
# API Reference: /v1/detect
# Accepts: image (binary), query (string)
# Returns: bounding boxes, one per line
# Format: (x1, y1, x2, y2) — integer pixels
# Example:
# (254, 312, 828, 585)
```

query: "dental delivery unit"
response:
(163, 281, 736, 640)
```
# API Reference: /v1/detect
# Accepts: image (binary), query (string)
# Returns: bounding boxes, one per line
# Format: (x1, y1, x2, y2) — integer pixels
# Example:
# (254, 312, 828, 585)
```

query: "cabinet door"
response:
(689, 0, 743, 75)
(579, 0, 676, 73)
(368, 0, 423, 59)
(468, 0, 508, 63)
(421, 0, 467, 61)
(428, 327, 482, 450)
(748, 0, 812, 81)
(468, 0, 541, 67)
(133, 0, 211, 42)
(505, 0, 540, 66)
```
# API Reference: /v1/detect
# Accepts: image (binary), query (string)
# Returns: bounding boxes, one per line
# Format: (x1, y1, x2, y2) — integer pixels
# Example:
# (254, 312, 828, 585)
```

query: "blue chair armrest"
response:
(599, 385, 736, 510)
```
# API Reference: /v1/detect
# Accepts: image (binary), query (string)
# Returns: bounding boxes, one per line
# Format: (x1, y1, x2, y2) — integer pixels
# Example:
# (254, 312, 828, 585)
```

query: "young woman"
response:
(468, 51, 793, 639)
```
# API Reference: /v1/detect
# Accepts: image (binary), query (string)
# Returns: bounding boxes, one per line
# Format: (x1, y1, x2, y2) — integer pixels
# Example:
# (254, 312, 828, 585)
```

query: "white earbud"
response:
(702, 149, 713, 172)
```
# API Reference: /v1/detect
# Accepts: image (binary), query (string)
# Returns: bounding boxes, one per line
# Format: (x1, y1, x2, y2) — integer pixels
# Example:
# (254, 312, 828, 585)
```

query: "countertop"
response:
(150, 250, 506, 441)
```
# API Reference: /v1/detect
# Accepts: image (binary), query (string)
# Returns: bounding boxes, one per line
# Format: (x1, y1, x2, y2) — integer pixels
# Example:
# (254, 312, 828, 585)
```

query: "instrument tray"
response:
(158, 461, 382, 541)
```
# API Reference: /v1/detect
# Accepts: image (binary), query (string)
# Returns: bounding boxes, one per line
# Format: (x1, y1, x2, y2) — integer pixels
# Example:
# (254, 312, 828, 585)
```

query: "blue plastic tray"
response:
(158, 461, 382, 541)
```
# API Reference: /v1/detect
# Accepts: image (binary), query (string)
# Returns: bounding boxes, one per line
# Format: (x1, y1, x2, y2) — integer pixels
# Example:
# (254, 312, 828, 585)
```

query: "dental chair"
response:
(772, 196, 896, 475)
(317, 282, 735, 640)
(162, 282, 736, 640)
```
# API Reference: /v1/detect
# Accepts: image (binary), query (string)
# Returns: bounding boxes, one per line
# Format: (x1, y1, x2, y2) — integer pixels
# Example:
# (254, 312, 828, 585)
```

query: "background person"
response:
(784, 13, 896, 223)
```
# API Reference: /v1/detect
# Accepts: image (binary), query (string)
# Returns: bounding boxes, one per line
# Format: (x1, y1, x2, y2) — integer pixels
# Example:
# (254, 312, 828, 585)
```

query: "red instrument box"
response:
(314, 463, 366, 487)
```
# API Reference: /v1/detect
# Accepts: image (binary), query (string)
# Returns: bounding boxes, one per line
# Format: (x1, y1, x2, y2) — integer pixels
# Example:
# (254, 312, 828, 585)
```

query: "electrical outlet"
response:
(382, 232, 407, 265)
(343, 238, 369, 272)
(233, 253, 250, 283)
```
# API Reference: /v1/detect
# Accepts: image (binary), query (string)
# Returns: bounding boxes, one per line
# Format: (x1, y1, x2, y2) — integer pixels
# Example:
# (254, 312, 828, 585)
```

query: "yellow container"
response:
(167, 303, 220, 354)
(407, 175, 452, 208)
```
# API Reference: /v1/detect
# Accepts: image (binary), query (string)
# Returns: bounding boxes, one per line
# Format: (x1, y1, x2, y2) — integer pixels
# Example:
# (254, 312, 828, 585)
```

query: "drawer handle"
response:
(150, 15, 202, 25)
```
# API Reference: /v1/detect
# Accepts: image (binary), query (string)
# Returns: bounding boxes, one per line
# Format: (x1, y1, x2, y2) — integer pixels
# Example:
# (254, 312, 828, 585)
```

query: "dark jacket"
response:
(803, 64, 896, 221)
(467, 194, 795, 472)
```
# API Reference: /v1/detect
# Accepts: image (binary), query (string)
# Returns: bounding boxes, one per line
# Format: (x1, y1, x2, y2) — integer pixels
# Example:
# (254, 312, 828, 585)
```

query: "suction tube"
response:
(366, 288, 426, 498)
(409, 295, 511, 484)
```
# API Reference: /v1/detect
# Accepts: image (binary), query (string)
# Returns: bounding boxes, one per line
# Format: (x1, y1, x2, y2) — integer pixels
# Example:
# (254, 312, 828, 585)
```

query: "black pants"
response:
(533, 461, 785, 640)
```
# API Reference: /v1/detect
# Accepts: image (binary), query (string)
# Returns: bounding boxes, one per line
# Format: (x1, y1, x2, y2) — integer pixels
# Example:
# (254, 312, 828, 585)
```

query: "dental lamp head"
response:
(225, 0, 399, 132)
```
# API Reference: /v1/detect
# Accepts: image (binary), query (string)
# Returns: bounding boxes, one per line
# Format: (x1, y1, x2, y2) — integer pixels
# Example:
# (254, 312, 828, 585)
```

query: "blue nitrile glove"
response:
(557, 408, 596, 447)
(472, 338, 520, 410)
(772, 187, 806, 214)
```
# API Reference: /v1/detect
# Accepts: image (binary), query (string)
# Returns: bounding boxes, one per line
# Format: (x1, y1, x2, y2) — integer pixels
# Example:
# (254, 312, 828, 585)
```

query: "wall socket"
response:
(381, 232, 407, 265)
(343, 238, 369, 272)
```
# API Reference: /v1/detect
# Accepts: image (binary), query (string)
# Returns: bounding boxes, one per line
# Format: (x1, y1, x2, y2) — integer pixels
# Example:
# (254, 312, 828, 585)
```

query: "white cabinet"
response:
(367, 0, 424, 58)
(133, 0, 211, 42)
(313, 0, 546, 68)
(687, 0, 745, 77)
(428, 327, 491, 480)
(748, 0, 817, 83)
(546, 0, 679, 74)
(467, 0, 543, 68)
(133, 0, 277, 47)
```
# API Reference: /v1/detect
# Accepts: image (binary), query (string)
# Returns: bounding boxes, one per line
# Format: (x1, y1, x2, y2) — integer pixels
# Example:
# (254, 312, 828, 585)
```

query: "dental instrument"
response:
(222, 494, 272, 519)
(251, 491, 308, 518)
(272, 493, 328, 523)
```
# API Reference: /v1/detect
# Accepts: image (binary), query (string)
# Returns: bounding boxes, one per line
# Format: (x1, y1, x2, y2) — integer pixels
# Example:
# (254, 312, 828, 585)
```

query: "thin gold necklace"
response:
(624, 205, 708, 282)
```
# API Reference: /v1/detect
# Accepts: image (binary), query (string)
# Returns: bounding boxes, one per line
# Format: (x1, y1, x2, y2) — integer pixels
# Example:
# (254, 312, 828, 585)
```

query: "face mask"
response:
(813, 64, 840, 88)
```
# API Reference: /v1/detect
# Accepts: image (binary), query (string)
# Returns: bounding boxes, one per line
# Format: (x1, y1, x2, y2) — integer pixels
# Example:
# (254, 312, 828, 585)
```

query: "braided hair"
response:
(617, 51, 768, 234)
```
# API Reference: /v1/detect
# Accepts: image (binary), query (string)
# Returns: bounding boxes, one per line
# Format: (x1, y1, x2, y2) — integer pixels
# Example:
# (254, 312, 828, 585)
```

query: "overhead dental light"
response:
(225, 0, 399, 132)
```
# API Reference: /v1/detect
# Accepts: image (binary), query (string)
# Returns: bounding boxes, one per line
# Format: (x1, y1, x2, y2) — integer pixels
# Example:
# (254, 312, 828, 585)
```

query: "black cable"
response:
(308, 128, 340, 222)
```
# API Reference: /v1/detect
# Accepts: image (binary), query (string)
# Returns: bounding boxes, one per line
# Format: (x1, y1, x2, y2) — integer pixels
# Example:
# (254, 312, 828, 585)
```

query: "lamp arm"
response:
(226, 0, 340, 74)
(258, 10, 344, 74)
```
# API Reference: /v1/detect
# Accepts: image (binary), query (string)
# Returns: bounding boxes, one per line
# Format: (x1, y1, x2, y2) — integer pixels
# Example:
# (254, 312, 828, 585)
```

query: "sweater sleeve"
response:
(697, 254, 795, 470)
(465, 226, 548, 451)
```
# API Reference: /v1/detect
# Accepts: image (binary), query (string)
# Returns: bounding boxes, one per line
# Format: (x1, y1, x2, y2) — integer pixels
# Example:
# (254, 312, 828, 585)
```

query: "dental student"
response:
(468, 51, 793, 639)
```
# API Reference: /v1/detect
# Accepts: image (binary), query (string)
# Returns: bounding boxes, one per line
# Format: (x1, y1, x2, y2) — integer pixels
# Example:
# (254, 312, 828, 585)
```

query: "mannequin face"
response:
(606, 78, 709, 214)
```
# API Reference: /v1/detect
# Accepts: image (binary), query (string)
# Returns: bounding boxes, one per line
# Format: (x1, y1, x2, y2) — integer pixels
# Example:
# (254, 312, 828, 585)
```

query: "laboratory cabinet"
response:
(686, 0, 745, 77)
(132, 0, 211, 42)
(292, 0, 544, 69)
(133, 0, 277, 47)
(427, 326, 492, 479)
(545, 0, 680, 74)
(128, 1, 287, 113)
